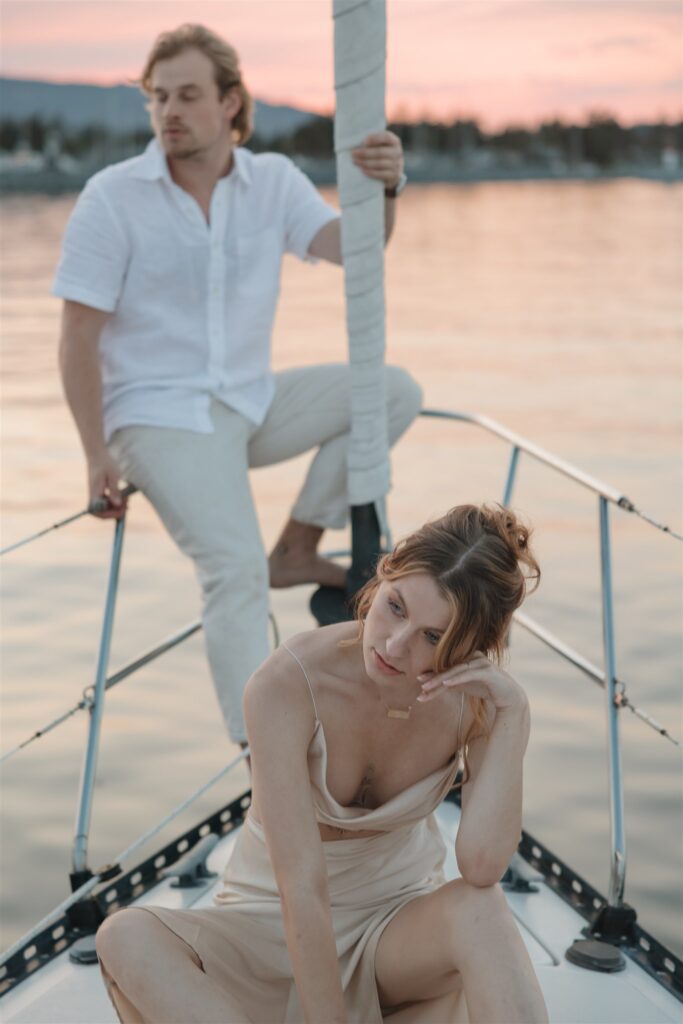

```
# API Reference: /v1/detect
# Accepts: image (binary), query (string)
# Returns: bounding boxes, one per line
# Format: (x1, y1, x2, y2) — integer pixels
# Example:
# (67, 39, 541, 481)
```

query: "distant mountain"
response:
(0, 77, 321, 141)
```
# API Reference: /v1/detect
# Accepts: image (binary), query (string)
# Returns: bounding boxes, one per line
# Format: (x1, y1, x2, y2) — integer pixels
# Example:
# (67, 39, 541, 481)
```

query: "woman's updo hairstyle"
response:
(356, 504, 539, 668)
(354, 504, 540, 767)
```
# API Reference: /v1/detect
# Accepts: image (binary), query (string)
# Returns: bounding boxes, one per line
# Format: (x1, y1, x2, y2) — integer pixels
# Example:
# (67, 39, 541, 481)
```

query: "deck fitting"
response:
(589, 901, 638, 944)
(566, 938, 625, 973)
(68, 936, 99, 966)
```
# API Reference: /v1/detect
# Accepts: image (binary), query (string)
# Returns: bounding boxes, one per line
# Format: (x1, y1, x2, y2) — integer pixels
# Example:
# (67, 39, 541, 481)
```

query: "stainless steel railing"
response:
(1, 407, 680, 931)
(71, 516, 126, 878)
(420, 407, 681, 916)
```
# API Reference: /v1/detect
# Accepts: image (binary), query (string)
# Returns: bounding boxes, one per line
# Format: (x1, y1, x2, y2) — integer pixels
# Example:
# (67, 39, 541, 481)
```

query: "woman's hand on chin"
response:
(416, 653, 528, 714)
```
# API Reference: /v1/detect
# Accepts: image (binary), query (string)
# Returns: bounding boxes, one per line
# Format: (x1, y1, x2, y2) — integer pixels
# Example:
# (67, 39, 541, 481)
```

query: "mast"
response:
(312, 0, 389, 623)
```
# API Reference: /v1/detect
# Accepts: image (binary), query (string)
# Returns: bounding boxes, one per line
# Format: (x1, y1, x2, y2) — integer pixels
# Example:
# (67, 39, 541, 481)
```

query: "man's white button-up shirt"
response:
(53, 140, 339, 441)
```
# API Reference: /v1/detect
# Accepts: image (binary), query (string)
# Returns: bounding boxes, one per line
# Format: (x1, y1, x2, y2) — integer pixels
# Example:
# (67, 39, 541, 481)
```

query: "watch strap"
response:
(384, 172, 407, 198)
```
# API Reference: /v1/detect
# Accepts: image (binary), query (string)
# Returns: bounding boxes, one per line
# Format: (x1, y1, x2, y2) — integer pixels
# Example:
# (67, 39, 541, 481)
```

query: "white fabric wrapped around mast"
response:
(333, 0, 390, 508)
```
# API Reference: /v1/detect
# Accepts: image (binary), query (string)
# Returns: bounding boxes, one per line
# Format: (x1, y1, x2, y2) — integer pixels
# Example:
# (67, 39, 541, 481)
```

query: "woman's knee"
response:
(435, 881, 512, 974)
(96, 909, 158, 977)
(445, 879, 511, 931)
(385, 366, 423, 433)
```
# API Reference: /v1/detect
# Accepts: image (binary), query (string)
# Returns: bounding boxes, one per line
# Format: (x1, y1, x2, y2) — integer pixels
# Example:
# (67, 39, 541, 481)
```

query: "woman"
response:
(97, 504, 549, 1024)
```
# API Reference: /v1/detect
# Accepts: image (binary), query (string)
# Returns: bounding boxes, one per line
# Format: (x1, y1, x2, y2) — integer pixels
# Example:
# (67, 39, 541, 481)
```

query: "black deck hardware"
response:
(65, 893, 104, 934)
(311, 503, 383, 625)
(65, 862, 122, 935)
(2, 788, 681, 1005)
(501, 856, 541, 893)
(69, 868, 94, 892)
(162, 833, 219, 889)
(309, 584, 354, 626)
(65, 900, 104, 934)
(587, 900, 638, 945)
(0, 790, 251, 997)
(443, 787, 683, 1002)
(563, 901, 638, 975)
(68, 937, 99, 967)
(346, 504, 383, 595)
(566, 938, 625, 973)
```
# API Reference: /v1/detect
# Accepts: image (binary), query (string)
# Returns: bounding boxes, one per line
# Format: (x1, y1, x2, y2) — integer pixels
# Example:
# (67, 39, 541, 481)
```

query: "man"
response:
(54, 24, 422, 745)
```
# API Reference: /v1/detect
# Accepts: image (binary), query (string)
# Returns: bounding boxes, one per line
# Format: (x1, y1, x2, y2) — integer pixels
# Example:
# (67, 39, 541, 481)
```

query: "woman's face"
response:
(362, 573, 453, 686)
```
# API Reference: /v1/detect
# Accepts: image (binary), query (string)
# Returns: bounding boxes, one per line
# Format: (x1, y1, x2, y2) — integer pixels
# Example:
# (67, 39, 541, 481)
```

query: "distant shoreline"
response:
(1, 160, 681, 196)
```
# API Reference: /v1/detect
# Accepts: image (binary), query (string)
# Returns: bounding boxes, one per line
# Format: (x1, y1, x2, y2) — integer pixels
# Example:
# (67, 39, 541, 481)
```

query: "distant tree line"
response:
(260, 114, 682, 169)
(1, 112, 681, 168)
(0, 116, 152, 158)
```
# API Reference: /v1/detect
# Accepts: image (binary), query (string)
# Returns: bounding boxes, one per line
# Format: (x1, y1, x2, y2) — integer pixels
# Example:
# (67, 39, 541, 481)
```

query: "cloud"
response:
(590, 34, 652, 52)
(1, 0, 681, 126)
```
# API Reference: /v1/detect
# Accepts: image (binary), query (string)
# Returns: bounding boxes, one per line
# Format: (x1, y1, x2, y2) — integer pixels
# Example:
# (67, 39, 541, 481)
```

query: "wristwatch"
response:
(384, 172, 407, 199)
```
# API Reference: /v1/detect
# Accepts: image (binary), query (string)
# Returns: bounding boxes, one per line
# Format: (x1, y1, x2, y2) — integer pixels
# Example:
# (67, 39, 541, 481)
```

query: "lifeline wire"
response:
(1, 611, 283, 767)
(628, 504, 683, 542)
(0, 485, 137, 557)
(0, 747, 250, 968)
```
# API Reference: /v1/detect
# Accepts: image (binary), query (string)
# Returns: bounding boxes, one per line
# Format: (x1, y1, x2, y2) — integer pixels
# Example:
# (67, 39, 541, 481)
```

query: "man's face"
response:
(148, 47, 240, 160)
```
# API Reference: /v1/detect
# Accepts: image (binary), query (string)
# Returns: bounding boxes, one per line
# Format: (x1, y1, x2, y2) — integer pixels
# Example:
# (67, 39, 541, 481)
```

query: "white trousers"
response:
(109, 364, 422, 742)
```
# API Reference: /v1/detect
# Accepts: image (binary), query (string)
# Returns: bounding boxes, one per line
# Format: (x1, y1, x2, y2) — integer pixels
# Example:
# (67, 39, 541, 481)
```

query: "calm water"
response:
(1, 181, 681, 959)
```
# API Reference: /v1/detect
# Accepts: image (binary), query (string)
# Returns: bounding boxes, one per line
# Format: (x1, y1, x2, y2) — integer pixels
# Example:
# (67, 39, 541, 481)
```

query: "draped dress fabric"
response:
(103, 646, 465, 1023)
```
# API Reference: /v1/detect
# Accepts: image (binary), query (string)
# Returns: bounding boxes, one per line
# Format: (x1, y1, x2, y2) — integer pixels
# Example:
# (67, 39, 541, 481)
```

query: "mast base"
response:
(310, 585, 354, 626)
(310, 503, 384, 626)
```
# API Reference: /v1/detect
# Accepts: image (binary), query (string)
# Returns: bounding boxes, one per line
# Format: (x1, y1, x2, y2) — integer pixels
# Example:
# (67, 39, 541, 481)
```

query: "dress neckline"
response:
(309, 718, 459, 817)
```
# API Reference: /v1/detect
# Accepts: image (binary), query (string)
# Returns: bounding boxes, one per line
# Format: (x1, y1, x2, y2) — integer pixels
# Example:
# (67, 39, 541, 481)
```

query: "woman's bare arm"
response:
(456, 700, 530, 886)
(244, 650, 347, 1024)
(418, 653, 530, 887)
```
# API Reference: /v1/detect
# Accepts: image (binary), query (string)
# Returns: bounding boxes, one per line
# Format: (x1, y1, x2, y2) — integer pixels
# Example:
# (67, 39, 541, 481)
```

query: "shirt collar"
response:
(132, 138, 252, 186)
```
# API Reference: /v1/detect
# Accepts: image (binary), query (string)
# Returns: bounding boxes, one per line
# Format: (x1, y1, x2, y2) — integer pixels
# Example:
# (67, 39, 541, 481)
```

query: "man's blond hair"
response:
(140, 24, 253, 145)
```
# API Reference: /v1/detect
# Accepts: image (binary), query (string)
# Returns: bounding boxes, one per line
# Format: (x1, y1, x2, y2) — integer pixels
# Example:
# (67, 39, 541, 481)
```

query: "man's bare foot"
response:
(269, 550, 347, 589)
(269, 518, 346, 590)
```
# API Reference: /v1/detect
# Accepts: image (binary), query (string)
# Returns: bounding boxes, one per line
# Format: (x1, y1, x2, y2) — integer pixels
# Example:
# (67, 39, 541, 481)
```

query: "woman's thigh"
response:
(97, 908, 202, 979)
(374, 878, 506, 1009)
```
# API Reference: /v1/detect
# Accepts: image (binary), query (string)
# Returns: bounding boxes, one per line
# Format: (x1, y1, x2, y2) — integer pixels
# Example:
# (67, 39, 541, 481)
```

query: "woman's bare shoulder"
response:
(244, 644, 310, 712)
(244, 623, 355, 709)
(281, 621, 359, 671)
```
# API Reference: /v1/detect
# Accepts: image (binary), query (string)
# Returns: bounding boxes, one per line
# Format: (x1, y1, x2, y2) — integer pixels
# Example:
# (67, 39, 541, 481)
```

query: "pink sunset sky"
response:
(2, 0, 681, 128)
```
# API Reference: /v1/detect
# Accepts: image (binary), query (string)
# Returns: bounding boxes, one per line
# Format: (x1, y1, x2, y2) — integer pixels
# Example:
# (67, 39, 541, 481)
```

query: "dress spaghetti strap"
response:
(457, 691, 465, 753)
(281, 641, 320, 722)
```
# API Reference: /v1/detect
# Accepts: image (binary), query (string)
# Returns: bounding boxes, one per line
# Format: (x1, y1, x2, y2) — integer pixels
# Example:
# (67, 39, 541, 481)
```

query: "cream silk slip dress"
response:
(101, 644, 465, 1023)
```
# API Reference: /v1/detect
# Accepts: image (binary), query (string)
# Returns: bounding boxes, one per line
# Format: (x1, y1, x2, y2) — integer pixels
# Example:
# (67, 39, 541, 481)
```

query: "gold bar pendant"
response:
(387, 708, 410, 719)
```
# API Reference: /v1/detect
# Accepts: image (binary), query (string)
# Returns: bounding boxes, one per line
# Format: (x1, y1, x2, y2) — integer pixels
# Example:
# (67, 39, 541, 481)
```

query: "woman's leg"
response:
(374, 880, 548, 1024)
(96, 909, 251, 1024)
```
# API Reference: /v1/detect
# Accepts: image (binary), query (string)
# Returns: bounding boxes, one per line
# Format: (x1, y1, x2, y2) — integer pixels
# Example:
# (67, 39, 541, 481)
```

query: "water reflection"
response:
(1, 181, 681, 955)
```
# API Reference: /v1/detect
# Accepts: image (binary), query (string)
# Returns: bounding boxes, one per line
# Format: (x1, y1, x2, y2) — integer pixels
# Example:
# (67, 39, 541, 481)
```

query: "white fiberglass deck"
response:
(1, 801, 679, 1024)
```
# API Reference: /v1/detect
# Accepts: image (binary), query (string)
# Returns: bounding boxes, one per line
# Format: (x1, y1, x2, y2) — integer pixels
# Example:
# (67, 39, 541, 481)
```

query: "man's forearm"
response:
(60, 337, 107, 458)
(58, 303, 110, 459)
(58, 303, 126, 516)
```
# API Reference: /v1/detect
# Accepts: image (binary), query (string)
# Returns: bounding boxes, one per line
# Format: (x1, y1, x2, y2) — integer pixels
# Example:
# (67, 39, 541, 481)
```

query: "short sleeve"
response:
(283, 160, 339, 262)
(52, 178, 130, 312)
